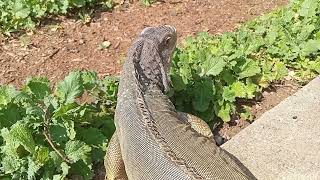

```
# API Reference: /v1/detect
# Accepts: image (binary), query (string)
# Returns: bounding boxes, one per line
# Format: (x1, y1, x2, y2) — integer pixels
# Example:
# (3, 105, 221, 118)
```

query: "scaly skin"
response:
(104, 25, 256, 180)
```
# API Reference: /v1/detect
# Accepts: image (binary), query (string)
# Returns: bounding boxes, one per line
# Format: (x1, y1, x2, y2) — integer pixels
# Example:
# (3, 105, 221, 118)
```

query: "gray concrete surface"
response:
(222, 76, 320, 180)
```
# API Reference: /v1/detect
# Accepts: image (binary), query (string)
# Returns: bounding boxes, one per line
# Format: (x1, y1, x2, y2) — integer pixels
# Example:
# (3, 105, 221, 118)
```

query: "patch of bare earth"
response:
(1, 0, 287, 87)
(0, 0, 291, 179)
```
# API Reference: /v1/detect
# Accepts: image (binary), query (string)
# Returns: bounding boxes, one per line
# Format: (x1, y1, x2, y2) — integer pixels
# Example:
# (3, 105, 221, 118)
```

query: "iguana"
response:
(104, 25, 256, 180)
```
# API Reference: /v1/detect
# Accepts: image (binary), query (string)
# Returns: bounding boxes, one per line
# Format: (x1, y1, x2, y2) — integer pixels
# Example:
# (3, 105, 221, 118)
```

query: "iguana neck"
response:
(131, 62, 204, 179)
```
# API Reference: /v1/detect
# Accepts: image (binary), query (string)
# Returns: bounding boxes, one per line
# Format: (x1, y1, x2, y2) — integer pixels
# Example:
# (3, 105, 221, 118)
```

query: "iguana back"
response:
(105, 25, 256, 180)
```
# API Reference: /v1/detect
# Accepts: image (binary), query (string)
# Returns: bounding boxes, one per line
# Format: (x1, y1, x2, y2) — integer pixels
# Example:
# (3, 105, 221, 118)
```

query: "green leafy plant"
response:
(170, 0, 320, 122)
(0, 71, 118, 179)
(0, 0, 115, 35)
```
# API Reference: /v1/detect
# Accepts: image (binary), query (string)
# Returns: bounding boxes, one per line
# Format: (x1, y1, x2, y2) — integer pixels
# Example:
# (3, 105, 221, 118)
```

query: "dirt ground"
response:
(0, 0, 287, 87)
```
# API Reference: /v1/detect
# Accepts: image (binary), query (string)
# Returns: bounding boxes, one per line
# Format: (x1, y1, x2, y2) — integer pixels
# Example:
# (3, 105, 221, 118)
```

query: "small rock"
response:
(255, 104, 262, 110)
(67, 38, 75, 43)
(99, 40, 111, 50)
(72, 58, 82, 62)
(195, 19, 203, 25)
(170, 10, 177, 16)
(262, 91, 269, 97)
(79, 39, 85, 45)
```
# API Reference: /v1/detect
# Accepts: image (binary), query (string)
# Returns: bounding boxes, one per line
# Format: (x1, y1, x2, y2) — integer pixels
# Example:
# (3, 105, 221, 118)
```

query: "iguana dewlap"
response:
(104, 25, 256, 180)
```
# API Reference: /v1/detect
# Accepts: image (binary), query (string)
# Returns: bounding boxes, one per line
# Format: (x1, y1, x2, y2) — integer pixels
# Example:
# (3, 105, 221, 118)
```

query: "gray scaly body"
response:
(105, 25, 256, 180)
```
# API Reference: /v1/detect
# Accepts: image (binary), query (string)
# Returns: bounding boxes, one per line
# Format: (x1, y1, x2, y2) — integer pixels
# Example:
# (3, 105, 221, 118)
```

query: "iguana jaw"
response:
(163, 25, 176, 93)
(161, 63, 172, 93)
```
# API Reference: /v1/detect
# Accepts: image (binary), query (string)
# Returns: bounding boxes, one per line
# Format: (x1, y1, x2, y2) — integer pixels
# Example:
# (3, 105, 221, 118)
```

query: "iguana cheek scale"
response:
(104, 25, 256, 180)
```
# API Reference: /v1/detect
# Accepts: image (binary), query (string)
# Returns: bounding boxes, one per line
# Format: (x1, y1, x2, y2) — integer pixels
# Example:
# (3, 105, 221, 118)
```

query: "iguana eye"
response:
(165, 36, 172, 45)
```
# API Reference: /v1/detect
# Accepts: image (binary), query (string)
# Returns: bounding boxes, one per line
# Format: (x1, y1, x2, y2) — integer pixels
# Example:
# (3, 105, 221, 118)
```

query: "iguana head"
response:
(132, 25, 177, 93)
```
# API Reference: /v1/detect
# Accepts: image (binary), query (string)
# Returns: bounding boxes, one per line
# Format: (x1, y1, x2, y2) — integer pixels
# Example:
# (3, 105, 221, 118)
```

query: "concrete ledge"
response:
(222, 76, 320, 180)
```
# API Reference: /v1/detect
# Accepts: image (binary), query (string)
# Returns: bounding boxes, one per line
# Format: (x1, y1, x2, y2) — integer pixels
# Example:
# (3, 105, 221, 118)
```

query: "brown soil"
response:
(0, 0, 287, 88)
(0, 0, 291, 179)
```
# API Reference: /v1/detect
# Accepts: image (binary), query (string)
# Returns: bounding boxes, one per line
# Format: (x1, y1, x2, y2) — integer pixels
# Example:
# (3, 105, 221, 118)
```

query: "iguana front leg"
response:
(104, 133, 128, 180)
(177, 112, 213, 139)
(104, 112, 212, 180)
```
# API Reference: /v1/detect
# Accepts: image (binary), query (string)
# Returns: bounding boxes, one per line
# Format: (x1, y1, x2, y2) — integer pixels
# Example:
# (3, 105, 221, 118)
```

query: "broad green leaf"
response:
(14, 91, 33, 104)
(200, 56, 226, 76)
(178, 65, 192, 85)
(56, 71, 84, 103)
(77, 128, 106, 145)
(244, 82, 259, 99)
(33, 146, 49, 165)
(43, 96, 59, 113)
(0, 85, 16, 106)
(237, 59, 261, 79)
(273, 61, 288, 80)
(27, 157, 41, 180)
(60, 162, 70, 179)
(101, 76, 119, 100)
(266, 30, 278, 45)
(170, 72, 186, 91)
(0, 103, 24, 128)
(65, 140, 91, 163)
(308, 60, 320, 73)
(221, 70, 236, 85)
(50, 124, 69, 144)
(10, 123, 35, 153)
(81, 71, 98, 90)
(64, 120, 76, 140)
(49, 151, 63, 167)
(231, 81, 246, 98)
(13, 1, 30, 18)
(59, 0, 70, 13)
(222, 86, 236, 102)
(298, 0, 318, 17)
(54, 103, 95, 123)
(300, 39, 320, 57)
(1, 123, 36, 156)
(97, 117, 116, 140)
(23, 77, 51, 100)
(26, 105, 44, 119)
(0, 175, 11, 180)
(53, 175, 63, 180)
(53, 103, 78, 118)
(1, 155, 23, 174)
(91, 147, 105, 163)
(298, 24, 315, 42)
(70, 160, 93, 180)
(217, 103, 232, 122)
(71, 0, 87, 7)
(192, 79, 215, 112)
